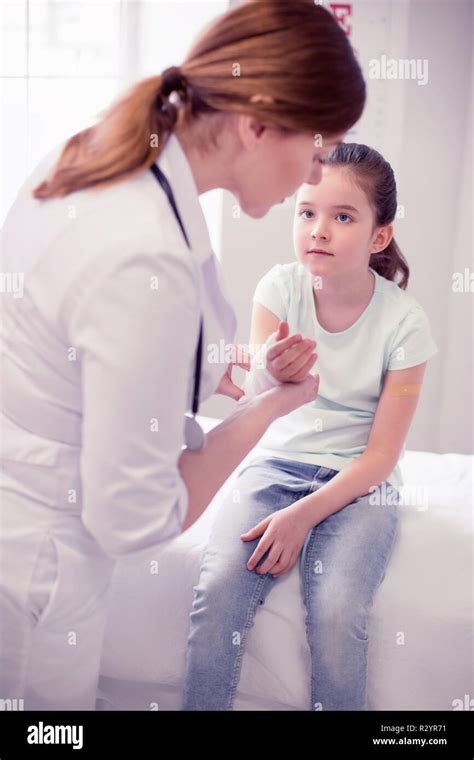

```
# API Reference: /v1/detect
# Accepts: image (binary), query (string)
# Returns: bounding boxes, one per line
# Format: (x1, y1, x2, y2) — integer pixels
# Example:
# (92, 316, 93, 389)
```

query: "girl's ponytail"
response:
(370, 238, 409, 290)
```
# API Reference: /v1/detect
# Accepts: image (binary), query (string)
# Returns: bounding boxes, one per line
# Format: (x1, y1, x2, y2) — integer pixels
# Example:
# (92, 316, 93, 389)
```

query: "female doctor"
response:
(0, 1, 365, 709)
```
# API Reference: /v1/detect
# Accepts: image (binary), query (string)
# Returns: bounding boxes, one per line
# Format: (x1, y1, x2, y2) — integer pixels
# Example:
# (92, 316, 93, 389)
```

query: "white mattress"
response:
(97, 417, 473, 710)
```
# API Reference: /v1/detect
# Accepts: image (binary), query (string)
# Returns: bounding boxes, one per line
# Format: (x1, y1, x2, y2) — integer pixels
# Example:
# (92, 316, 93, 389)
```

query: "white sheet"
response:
(98, 417, 473, 710)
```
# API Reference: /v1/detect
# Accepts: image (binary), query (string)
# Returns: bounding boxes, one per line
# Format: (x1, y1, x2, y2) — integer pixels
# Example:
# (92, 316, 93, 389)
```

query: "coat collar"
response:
(155, 131, 238, 344)
(155, 132, 214, 266)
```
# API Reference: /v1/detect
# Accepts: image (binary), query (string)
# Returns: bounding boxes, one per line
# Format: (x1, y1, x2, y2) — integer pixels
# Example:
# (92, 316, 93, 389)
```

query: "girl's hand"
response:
(240, 502, 313, 578)
(266, 321, 317, 383)
(215, 345, 252, 401)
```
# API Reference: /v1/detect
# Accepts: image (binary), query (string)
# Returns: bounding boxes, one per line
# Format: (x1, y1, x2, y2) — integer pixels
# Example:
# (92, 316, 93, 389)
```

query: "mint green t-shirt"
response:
(252, 262, 439, 490)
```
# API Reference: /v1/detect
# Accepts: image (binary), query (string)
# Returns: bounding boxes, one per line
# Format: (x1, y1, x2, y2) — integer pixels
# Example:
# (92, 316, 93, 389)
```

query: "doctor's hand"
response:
(266, 321, 317, 383)
(265, 371, 320, 419)
(240, 501, 313, 578)
(215, 345, 252, 401)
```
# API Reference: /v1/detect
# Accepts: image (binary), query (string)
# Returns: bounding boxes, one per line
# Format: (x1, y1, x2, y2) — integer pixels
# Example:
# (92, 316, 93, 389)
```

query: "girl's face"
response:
(293, 166, 392, 279)
(233, 121, 345, 218)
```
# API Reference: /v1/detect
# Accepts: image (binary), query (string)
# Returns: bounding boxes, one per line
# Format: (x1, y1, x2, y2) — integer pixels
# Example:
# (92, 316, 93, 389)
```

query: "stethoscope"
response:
(150, 162, 207, 450)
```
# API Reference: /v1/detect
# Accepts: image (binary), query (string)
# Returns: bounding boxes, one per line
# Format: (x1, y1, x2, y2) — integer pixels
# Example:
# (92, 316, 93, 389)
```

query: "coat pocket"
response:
(28, 532, 60, 628)
(0, 413, 61, 467)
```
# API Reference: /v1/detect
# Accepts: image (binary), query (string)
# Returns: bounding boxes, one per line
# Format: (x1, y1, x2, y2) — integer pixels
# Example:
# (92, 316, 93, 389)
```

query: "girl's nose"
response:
(311, 224, 329, 240)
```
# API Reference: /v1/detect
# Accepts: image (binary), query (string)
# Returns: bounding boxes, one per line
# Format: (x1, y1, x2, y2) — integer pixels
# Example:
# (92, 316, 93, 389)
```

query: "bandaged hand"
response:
(238, 321, 318, 403)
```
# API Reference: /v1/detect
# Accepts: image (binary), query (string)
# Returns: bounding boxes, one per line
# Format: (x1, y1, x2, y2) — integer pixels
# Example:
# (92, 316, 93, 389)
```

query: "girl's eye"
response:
(301, 210, 314, 219)
(336, 213, 352, 223)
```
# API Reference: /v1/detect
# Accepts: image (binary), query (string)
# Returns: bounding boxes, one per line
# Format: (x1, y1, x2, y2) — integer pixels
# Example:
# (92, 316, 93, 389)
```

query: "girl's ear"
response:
(370, 222, 393, 254)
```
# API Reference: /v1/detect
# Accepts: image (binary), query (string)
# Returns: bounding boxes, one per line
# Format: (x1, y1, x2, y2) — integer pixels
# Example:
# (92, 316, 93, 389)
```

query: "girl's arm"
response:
(292, 361, 428, 528)
(242, 361, 428, 576)
(242, 304, 317, 400)
(249, 302, 280, 347)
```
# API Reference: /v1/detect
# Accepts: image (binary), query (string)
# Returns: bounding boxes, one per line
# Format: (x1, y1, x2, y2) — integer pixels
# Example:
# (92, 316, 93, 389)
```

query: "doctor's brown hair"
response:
(33, 1, 366, 200)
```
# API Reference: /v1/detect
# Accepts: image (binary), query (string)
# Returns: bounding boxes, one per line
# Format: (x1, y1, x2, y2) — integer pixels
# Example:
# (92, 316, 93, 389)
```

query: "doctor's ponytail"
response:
(33, 1, 365, 199)
(32, 70, 196, 199)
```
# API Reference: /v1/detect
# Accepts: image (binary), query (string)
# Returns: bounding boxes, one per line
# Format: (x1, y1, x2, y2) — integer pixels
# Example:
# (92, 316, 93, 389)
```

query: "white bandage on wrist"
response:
(238, 331, 281, 404)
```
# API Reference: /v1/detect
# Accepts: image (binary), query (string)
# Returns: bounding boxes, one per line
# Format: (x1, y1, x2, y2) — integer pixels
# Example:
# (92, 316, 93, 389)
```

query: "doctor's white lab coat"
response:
(0, 133, 237, 709)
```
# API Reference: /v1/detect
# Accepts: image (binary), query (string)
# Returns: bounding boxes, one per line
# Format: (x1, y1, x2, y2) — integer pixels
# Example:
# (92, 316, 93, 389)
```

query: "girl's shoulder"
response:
(372, 268, 427, 321)
(372, 270, 438, 368)
(262, 260, 310, 294)
(261, 260, 302, 282)
(254, 260, 305, 300)
(252, 261, 308, 323)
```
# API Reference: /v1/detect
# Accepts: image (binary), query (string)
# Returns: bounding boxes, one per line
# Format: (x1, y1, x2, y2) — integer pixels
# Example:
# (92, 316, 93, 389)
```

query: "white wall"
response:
(436, 38, 473, 453)
(201, 0, 473, 456)
(395, 0, 473, 454)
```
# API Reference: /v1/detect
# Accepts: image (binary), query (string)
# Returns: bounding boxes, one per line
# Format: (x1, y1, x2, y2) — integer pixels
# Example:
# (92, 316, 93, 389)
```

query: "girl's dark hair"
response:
(324, 143, 409, 289)
(33, 1, 365, 199)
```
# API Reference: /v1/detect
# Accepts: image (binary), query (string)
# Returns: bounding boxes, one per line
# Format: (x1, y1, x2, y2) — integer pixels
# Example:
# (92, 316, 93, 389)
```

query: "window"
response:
(0, 0, 132, 224)
(0, 0, 227, 256)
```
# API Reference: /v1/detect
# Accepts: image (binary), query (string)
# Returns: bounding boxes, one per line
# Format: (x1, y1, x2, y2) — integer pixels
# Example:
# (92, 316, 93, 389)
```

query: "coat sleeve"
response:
(68, 249, 200, 559)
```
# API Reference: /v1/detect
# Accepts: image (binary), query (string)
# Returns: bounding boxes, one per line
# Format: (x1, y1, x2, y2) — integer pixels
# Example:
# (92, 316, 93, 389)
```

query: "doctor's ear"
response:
(237, 113, 269, 149)
(238, 94, 275, 151)
(369, 222, 394, 255)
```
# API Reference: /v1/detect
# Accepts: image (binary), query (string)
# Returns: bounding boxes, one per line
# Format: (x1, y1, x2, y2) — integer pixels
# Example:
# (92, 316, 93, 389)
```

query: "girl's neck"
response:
(313, 268, 375, 309)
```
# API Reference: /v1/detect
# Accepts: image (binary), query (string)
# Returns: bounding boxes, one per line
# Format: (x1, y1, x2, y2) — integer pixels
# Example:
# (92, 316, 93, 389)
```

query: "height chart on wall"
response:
(325, 2, 410, 172)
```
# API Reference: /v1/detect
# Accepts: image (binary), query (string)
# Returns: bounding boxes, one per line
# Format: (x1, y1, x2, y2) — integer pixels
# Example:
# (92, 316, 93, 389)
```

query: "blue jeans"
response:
(181, 456, 399, 711)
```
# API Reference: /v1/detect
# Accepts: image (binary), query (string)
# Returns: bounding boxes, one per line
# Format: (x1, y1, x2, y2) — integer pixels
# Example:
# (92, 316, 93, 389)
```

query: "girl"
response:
(181, 143, 438, 711)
